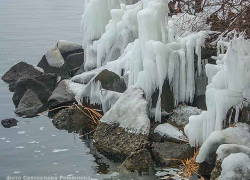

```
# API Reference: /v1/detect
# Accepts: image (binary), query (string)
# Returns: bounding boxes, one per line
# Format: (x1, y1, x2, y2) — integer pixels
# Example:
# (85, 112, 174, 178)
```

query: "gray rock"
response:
(15, 89, 44, 117)
(13, 77, 52, 108)
(93, 122, 149, 162)
(94, 69, 127, 93)
(169, 105, 202, 128)
(151, 141, 194, 167)
(1, 118, 18, 128)
(194, 74, 208, 110)
(52, 106, 96, 133)
(48, 80, 75, 109)
(122, 149, 154, 172)
(151, 79, 174, 113)
(65, 52, 84, 69)
(2, 61, 43, 83)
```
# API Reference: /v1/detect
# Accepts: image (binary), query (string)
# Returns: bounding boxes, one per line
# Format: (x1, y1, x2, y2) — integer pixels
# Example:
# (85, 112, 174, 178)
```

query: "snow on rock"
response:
(196, 123, 250, 163)
(216, 144, 250, 162)
(220, 153, 250, 180)
(45, 46, 65, 68)
(169, 105, 202, 128)
(187, 37, 250, 146)
(57, 40, 82, 54)
(101, 85, 150, 134)
(154, 123, 187, 142)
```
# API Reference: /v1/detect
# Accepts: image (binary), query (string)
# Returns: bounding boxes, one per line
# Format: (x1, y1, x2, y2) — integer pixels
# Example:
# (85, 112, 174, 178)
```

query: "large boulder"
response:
(37, 41, 83, 77)
(52, 106, 96, 133)
(13, 77, 52, 108)
(93, 86, 150, 162)
(151, 141, 194, 167)
(48, 80, 76, 110)
(1, 118, 18, 128)
(15, 89, 44, 117)
(1, 61, 43, 83)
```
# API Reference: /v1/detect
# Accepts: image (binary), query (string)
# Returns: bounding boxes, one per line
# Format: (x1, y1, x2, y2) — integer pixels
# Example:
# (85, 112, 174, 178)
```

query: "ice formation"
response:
(220, 153, 250, 180)
(77, 0, 208, 124)
(186, 37, 250, 146)
(154, 123, 186, 142)
(100, 85, 150, 134)
(196, 123, 250, 163)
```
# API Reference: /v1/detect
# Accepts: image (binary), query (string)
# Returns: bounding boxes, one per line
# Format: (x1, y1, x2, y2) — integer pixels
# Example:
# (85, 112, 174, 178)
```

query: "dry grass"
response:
(39, 103, 103, 137)
(165, 148, 205, 180)
(179, 148, 204, 179)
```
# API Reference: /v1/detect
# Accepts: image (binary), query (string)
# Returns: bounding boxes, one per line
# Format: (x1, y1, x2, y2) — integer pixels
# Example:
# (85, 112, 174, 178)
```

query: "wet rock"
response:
(93, 122, 149, 162)
(15, 89, 44, 117)
(151, 123, 187, 143)
(9, 82, 16, 92)
(48, 80, 76, 110)
(1, 61, 43, 83)
(198, 161, 215, 176)
(122, 149, 154, 172)
(52, 106, 96, 133)
(169, 105, 202, 128)
(13, 77, 52, 108)
(1, 118, 18, 128)
(94, 69, 126, 93)
(151, 79, 174, 113)
(151, 142, 194, 167)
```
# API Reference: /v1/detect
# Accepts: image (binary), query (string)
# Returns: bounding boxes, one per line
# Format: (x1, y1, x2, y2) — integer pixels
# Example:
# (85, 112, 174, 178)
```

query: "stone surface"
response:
(198, 161, 216, 176)
(122, 149, 154, 172)
(169, 105, 202, 128)
(210, 160, 222, 180)
(151, 141, 194, 167)
(15, 89, 44, 117)
(52, 106, 96, 133)
(1, 61, 43, 83)
(48, 80, 75, 109)
(152, 79, 174, 113)
(13, 77, 52, 108)
(94, 69, 127, 93)
(1, 118, 18, 128)
(194, 74, 208, 110)
(93, 122, 149, 162)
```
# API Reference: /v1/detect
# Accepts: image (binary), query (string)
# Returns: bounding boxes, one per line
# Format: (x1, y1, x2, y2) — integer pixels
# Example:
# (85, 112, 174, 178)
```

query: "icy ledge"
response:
(100, 85, 150, 135)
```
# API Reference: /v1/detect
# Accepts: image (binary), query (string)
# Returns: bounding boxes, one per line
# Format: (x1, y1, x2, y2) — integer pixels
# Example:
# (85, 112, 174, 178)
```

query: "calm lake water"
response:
(0, 0, 159, 179)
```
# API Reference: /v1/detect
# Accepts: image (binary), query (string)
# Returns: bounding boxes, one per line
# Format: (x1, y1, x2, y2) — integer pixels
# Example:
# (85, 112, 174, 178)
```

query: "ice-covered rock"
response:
(210, 144, 250, 179)
(93, 86, 150, 161)
(220, 153, 250, 180)
(196, 123, 250, 164)
(169, 105, 202, 128)
(2, 62, 43, 83)
(152, 123, 187, 143)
